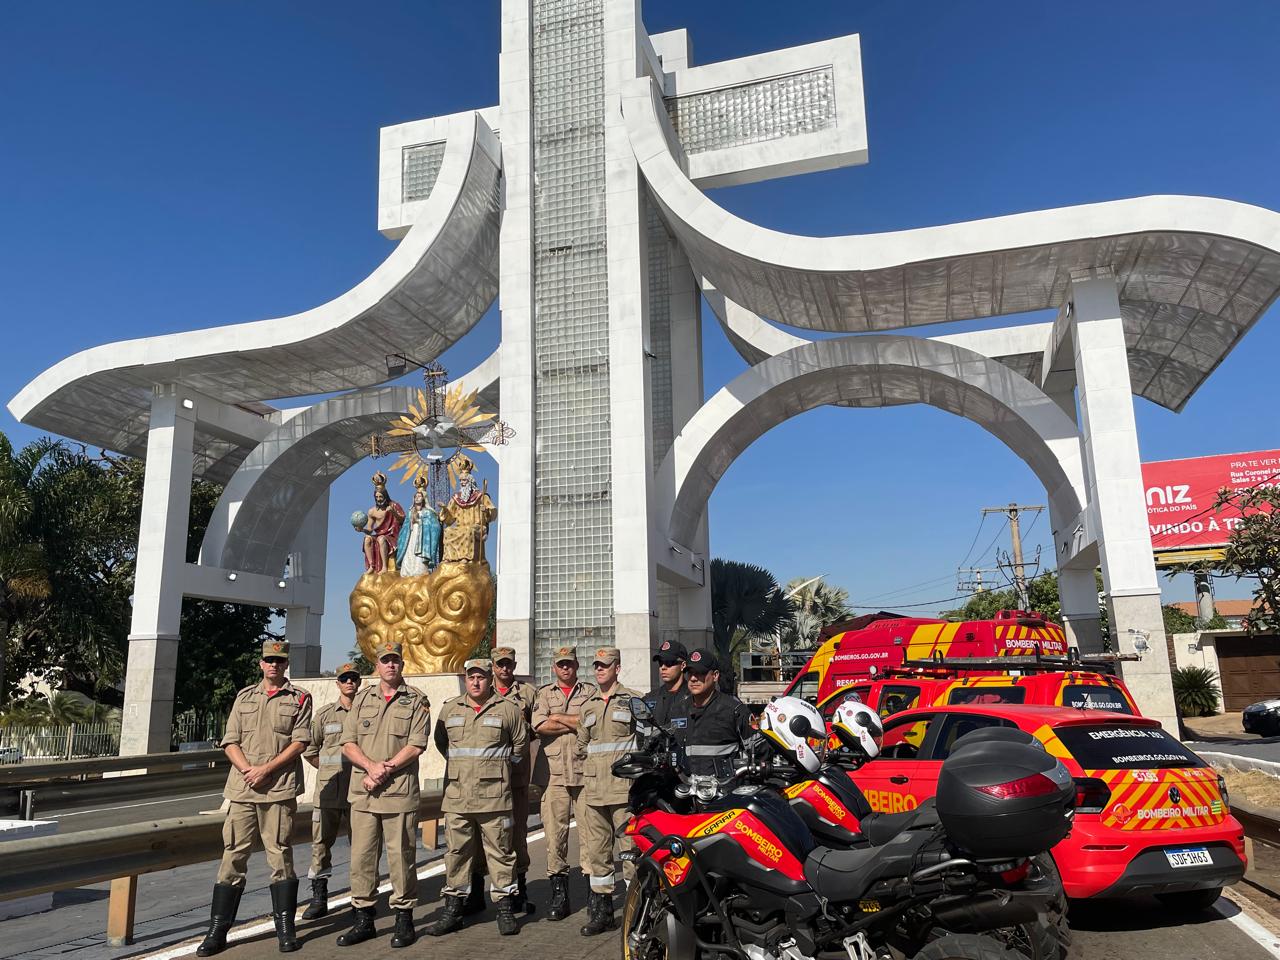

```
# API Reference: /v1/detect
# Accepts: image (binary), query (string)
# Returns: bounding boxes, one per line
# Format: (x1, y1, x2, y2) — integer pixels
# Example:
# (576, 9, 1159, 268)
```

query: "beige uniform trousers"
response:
(512, 786, 531, 873)
(580, 803, 633, 893)
(541, 783, 583, 877)
(349, 809, 418, 910)
(443, 810, 515, 897)
(216, 800, 296, 887)
(307, 806, 350, 879)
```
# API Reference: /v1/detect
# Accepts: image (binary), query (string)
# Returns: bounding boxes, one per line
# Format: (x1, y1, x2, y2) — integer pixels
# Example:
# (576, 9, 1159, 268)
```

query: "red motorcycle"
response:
(618, 696, 1073, 960)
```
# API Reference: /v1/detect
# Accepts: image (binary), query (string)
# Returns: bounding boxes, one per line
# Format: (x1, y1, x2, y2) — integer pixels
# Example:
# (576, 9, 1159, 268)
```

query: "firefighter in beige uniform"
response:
(531, 645, 597, 921)
(493, 645, 537, 913)
(337, 641, 430, 949)
(198, 639, 312, 957)
(575, 647, 640, 936)
(428, 659, 529, 937)
(300, 662, 361, 920)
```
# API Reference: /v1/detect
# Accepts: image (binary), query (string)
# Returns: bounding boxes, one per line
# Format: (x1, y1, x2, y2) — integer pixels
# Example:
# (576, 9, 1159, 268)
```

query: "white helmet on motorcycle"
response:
(759, 696, 826, 774)
(830, 696, 884, 760)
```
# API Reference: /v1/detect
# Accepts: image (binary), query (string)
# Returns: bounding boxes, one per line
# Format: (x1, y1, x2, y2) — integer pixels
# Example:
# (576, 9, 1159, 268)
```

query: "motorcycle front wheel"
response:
(622, 870, 691, 960)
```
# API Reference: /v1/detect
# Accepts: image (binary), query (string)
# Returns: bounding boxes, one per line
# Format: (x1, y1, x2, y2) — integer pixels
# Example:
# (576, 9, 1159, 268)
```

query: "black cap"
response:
(652, 639, 689, 665)
(685, 648, 719, 673)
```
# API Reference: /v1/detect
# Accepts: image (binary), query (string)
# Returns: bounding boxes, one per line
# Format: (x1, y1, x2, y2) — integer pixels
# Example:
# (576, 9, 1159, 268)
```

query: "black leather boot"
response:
(427, 895, 469, 937)
(269, 879, 300, 953)
(495, 896, 519, 936)
(196, 883, 243, 957)
(390, 909, 416, 948)
(512, 872, 535, 914)
(546, 873, 570, 921)
(301, 877, 328, 921)
(579, 892, 616, 936)
(463, 871, 487, 915)
(336, 906, 377, 947)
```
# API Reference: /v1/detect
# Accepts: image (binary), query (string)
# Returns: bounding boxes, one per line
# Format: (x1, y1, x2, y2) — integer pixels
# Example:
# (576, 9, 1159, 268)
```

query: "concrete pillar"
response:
(1058, 564, 1104, 653)
(605, 0, 658, 695)
(284, 491, 329, 677)
(120, 386, 196, 756)
(494, 0, 535, 670)
(1070, 277, 1178, 732)
(286, 608, 324, 677)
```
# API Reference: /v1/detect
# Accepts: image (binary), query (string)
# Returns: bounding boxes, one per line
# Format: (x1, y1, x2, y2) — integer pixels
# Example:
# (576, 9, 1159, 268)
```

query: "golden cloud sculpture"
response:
(350, 560, 495, 674)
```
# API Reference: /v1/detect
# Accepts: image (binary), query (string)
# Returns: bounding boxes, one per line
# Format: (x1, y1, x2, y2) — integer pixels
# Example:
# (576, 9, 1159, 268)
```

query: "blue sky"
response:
(2, 2, 1278, 666)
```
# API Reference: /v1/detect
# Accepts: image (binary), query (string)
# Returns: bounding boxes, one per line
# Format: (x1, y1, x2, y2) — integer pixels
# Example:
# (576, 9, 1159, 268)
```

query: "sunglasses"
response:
(338, 676, 360, 683)
(263, 657, 288, 665)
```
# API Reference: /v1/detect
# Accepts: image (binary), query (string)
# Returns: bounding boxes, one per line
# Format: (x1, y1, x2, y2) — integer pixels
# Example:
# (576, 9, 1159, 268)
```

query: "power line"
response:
(955, 513, 989, 571)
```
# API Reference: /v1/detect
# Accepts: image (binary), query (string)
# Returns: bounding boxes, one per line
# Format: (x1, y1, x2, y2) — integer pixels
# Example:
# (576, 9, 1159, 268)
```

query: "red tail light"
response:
(1073, 776, 1111, 814)
(977, 773, 1061, 799)
(999, 860, 1031, 885)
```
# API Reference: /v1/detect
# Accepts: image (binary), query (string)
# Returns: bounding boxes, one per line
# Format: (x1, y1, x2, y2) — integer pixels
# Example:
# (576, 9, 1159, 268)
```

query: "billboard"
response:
(1143, 450, 1280, 552)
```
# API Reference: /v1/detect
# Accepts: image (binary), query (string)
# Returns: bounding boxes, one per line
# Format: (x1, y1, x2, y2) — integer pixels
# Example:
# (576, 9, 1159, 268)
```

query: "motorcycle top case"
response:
(935, 738, 1074, 860)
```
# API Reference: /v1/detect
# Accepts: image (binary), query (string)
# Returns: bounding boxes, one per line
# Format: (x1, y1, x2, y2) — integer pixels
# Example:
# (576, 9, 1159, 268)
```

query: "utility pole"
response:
(982, 503, 1044, 610)
(957, 567, 1001, 594)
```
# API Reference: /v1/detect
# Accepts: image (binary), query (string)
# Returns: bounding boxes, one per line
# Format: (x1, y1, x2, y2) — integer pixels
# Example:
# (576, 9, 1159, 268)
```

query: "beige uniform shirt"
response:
(497, 679, 537, 790)
(304, 700, 354, 809)
(220, 681, 312, 804)
(340, 683, 431, 814)
(576, 684, 641, 805)
(437, 694, 529, 814)
(531, 680, 596, 788)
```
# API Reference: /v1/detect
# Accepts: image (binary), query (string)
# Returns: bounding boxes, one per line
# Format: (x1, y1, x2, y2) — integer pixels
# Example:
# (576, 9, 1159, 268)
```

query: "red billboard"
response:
(1142, 450, 1280, 551)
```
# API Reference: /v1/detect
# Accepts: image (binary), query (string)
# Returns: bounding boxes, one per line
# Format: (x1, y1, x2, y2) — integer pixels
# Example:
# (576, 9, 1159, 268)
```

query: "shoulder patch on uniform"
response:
(583, 712, 597, 727)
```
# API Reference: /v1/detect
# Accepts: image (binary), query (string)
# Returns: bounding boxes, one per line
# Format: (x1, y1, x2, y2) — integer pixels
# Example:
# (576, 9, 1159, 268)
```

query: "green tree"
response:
(1213, 484, 1280, 633)
(941, 571, 1064, 623)
(1162, 604, 1198, 634)
(779, 576, 853, 651)
(710, 559, 795, 691)
(0, 431, 278, 713)
(347, 647, 376, 675)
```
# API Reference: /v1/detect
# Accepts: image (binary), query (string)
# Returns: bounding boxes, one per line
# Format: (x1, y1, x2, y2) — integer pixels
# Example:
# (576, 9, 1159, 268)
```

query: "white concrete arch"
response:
(9, 110, 503, 475)
(655, 335, 1085, 552)
(624, 75, 1280, 412)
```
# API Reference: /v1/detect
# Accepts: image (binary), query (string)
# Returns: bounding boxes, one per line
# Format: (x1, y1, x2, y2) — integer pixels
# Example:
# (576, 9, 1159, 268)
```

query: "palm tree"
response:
(780, 576, 853, 651)
(710, 559, 795, 692)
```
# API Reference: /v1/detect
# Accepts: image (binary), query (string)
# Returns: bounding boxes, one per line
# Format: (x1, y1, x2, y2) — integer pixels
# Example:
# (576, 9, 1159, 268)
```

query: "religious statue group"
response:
(357, 454, 496, 577)
(349, 455, 498, 674)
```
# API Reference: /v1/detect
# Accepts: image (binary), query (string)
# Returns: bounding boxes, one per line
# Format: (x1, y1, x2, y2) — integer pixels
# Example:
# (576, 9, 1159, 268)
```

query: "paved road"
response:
(1190, 737, 1280, 764)
(41, 790, 226, 834)
(6, 826, 1280, 960)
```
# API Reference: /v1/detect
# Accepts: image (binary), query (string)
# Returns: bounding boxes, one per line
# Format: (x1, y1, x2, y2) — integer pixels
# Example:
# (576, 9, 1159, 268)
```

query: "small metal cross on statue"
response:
(360, 360, 513, 507)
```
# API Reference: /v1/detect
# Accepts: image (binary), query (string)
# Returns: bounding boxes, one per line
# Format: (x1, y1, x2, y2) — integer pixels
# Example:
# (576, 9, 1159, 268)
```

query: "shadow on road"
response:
(1068, 894, 1227, 932)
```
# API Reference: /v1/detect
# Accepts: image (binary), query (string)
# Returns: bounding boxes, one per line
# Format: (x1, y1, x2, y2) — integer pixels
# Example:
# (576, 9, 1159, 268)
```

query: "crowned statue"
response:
(440, 454, 497, 563)
(396, 475, 443, 576)
(359, 471, 405, 573)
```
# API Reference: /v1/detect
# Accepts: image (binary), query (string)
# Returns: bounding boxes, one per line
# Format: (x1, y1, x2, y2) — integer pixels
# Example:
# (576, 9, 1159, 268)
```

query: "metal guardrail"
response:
(0, 748, 225, 785)
(0, 779, 450, 902)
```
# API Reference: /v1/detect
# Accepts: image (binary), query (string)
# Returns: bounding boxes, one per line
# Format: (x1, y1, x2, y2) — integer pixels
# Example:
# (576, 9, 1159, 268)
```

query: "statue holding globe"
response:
(354, 471, 405, 573)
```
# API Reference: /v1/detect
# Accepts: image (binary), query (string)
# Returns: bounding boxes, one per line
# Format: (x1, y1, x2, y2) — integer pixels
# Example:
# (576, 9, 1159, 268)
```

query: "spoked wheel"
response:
(914, 933, 1031, 960)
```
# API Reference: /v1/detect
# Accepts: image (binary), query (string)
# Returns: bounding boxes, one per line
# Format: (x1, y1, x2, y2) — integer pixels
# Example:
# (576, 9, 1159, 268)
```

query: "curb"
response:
(1201, 751, 1280, 779)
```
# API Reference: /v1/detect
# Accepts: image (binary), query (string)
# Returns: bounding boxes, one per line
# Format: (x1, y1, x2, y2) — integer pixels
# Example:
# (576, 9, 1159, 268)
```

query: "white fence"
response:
(0, 722, 121, 764)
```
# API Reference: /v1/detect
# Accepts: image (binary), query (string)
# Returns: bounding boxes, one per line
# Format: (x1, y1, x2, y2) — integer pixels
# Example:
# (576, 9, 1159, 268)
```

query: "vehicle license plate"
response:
(1165, 847, 1212, 868)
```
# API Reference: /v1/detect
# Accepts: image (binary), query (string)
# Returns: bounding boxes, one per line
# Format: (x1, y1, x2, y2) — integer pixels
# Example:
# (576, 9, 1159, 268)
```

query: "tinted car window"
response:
(1056, 724, 1206, 769)
(881, 715, 936, 760)
(878, 685, 922, 719)
(1060, 685, 1133, 714)
(929, 714, 1016, 760)
(947, 686, 1027, 705)
(791, 672, 820, 704)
